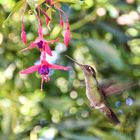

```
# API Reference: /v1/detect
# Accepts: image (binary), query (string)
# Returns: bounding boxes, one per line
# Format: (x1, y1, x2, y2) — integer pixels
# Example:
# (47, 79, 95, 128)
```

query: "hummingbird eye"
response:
(85, 65, 96, 77)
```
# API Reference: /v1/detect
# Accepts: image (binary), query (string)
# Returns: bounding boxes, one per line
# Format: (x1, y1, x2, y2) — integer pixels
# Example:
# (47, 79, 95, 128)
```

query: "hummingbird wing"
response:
(100, 106, 120, 124)
(101, 82, 137, 97)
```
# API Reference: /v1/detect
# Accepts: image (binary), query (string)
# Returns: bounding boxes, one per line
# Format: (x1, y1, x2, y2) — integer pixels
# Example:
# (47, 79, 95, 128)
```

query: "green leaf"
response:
(135, 119, 140, 140)
(1, 107, 12, 139)
(86, 39, 125, 70)
(62, 131, 100, 140)
(2, 0, 25, 28)
(57, 0, 81, 4)
(27, 0, 37, 15)
(88, 127, 120, 140)
(111, 131, 133, 140)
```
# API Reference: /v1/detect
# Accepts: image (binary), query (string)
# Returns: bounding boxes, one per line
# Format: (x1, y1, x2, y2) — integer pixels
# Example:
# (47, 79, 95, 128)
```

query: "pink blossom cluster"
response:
(20, 0, 70, 90)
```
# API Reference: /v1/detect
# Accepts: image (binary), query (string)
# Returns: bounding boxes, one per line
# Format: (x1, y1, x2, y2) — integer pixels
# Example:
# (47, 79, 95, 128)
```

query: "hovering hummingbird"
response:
(65, 55, 135, 124)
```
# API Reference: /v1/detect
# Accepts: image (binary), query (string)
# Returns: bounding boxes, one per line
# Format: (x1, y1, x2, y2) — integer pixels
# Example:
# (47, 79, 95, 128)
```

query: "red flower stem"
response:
(38, 6, 50, 21)
(55, 6, 69, 24)
(37, 7, 43, 38)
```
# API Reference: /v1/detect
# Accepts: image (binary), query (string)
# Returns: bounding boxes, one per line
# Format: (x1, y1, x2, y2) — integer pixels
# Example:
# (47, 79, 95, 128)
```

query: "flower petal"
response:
(64, 22, 70, 47)
(20, 65, 39, 74)
(48, 64, 70, 71)
(44, 43, 52, 56)
(21, 21, 27, 45)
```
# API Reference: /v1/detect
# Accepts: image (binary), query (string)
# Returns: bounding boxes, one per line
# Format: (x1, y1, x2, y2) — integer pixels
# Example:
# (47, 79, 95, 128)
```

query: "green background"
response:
(0, 0, 140, 139)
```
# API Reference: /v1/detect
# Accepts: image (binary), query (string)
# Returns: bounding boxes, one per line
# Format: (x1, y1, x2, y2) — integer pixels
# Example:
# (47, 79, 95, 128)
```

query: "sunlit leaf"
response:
(2, 0, 26, 27)
(135, 119, 140, 140)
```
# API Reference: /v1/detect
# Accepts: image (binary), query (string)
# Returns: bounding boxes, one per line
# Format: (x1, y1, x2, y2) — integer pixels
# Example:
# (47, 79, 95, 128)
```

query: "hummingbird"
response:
(66, 55, 122, 124)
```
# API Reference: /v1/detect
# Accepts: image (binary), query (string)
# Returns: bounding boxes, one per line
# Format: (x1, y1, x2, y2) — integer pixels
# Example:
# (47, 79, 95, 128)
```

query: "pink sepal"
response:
(44, 43, 52, 56)
(20, 65, 39, 74)
(64, 23, 70, 47)
(21, 21, 27, 45)
(48, 64, 69, 71)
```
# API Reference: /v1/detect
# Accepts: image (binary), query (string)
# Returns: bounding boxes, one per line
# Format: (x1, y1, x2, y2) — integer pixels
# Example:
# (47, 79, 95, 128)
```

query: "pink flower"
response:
(21, 20, 27, 45)
(64, 22, 70, 47)
(20, 52, 69, 90)
(21, 37, 59, 56)
(55, 6, 71, 47)
(38, 6, 51, 26)
(20, 16, 59, 56)
(59, 13, 64, 27)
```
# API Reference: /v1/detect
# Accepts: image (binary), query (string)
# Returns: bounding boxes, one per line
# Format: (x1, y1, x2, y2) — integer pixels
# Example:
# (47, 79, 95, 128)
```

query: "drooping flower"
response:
(20, 16, 59, 56)
(64, 21, 70, 47)
(20, 52, 69, 90)
(59, 13, 64, 27)
(20, 36, 59, 56)
(38, 6, 51, 26)
(55, 6, 71, 47)
(21, 20, 27, 45)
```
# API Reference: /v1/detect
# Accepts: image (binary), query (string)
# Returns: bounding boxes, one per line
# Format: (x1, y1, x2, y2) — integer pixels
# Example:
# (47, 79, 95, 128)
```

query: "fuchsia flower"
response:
(19, 1, 71, 90)
(21, 16, 59, 56)
(20, 52, 69, 90)
(59, 13, 64, 27)
(64, 21, 70, 47)
(55, 6, 71, 47)
(38, 6, 51, 26)
(21, 20, 27, 45)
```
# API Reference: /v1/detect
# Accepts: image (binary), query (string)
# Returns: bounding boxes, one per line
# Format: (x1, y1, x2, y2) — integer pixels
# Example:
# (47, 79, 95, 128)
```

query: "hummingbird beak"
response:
(65, 55, 84, 68)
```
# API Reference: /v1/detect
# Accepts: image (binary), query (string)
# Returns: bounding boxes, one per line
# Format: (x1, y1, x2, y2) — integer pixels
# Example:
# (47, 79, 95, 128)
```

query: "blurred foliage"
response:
(0, 0, 140, 140)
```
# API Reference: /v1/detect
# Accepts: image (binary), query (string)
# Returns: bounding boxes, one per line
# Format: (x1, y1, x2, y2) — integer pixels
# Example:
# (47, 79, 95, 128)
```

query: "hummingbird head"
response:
(65, 55, 96, 78)
(82, 65, 96, 78)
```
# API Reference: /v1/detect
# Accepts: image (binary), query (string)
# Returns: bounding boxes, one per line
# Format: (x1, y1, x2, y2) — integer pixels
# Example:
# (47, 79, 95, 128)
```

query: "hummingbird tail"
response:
(101, 107, 120, 124)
